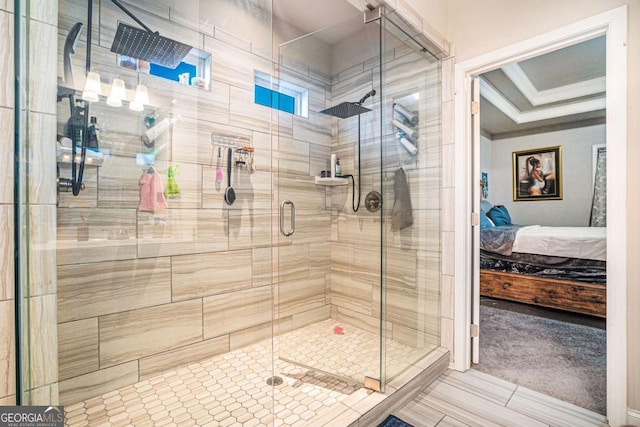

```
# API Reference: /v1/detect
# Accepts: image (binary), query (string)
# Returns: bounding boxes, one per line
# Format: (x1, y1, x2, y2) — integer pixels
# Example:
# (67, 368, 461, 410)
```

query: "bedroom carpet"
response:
(473, 298, 606, 414)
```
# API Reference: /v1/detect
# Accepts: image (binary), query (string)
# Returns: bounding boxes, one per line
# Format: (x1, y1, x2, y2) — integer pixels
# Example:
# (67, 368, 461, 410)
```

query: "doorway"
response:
(453, 6, 627, 425)
(472, 36, 607, 414)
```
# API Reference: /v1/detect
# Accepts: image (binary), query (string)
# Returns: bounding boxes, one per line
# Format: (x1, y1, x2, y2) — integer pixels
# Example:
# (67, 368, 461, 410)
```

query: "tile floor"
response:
(64, 319, 438, 426)
(394, 369, 609, 427)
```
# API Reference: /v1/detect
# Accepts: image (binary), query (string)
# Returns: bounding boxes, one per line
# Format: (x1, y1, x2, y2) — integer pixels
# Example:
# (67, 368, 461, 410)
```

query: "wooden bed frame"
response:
(480, 269, 606, 318)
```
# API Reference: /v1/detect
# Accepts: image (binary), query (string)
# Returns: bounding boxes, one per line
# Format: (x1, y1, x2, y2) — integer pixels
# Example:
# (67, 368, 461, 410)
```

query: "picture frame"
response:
(512, 146, 562, 201)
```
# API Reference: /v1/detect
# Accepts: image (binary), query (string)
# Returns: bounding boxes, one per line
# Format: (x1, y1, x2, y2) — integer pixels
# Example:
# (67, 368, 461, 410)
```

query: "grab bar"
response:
(280, 200, 295, 237)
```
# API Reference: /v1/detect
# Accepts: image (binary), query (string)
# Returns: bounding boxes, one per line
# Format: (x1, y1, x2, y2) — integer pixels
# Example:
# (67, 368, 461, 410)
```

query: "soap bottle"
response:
(335, 159, 342, 177)
(165, 165, 180, 197)
(88, 116, 99, 149)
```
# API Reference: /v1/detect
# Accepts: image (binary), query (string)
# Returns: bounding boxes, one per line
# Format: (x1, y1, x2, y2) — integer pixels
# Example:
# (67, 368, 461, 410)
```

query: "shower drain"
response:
(266, 376, 284, 386)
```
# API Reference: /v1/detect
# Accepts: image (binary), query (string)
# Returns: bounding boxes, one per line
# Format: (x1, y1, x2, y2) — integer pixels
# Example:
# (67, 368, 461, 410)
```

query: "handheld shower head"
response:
(357, 89, 376, 105)
(63, 22, 84, 87)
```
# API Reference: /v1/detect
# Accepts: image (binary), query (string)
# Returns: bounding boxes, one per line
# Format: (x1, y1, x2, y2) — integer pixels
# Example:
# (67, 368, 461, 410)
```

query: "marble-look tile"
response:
(418, 379, 547, 427)
(57, 258, 172, 323)
(202, 168, 271, 210)
(441, 275, 455, 319)
(0, 108, 13, 202)
(97, 155, 147, 208)
(441, 231, 454, 276)
(442, 187, 454, 232)
(27, 382, 59, 406)
(330, 272, 374, 316)
(308, 242, 330, 277)
(440, 317, 454, 357)
(406, 166, 440, 211)
(442, 100, 455, 148)
(172, 249, 253, 301)
(229, 86, 272, 134)
(440, 370, 516, 407)
(228, 209, 271, 250)
(0, 1, 12, 13)
(0, 299, 15, 398)
(137, 209, 228, 257)
(441, 58, 455, 103)
(171, 118, 252, 166)
(56, 208, 137, 265)
(58, 318, 99, 381)
(203, 285, 272, 339)
(393, 323, 439, 353)
(507, 386, 608, 427)
(291, 305, 330, 329)
(277, 173, 327, 212)
(214, 26, 251, 52)
(394, 394, 446, 427)
(29, 294, 58, 388)
(148, 161, 201, 209)
(30, 0, 57, 25)
(28, 113, 58, 205)
(336, 306, 389, 336)
(0, 395, 15, 405)
(277, 244, 310, 282)
(275, 136, 310, 175)
(28, 205, 57, 297)
(0, 205, 14, 301)
(205, 35, 271, 92)
(292, 111, 332, 146)
(99, 299, 203, 367)
(56, 163, 98, 208)
(277, 276, 326, 319)
(229, 322, 272, 350)
(28, 20, 57, 114)
(59, 361, 138, 405)
(252, 247, 272, 286)
(139, 336, 229, 380)
(0, 12, 13, 108)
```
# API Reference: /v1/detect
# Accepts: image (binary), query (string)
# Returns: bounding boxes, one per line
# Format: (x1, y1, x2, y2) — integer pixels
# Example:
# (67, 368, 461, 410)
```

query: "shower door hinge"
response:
(364, 6, 381, 24)
(471, 101, 479, 115)
(471, 212, 479, 226)
(470, 324, 479, 338)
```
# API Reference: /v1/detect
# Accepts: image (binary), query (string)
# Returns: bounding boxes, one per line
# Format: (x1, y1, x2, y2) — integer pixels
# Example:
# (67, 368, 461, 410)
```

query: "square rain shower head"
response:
(320, 102, 371, 119)
(110, 23, 193, 69)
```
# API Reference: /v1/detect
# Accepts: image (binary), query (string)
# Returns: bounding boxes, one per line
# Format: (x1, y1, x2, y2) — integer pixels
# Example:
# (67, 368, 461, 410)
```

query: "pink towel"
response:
(139, 170, 168, 212)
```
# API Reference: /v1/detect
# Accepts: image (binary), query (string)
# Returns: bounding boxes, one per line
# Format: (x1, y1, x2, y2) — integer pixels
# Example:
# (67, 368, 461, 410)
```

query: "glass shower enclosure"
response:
(10, 0, 442, 423)
(275, 5, 441, 390)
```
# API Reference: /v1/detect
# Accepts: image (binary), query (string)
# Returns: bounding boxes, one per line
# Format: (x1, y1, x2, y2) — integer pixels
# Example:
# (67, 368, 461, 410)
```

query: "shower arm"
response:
(109, 0, 158, 34)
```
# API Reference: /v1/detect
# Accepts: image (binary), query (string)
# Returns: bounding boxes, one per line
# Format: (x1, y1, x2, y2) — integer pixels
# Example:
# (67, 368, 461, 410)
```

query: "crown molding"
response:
(480, 77, 605, 124)
(502, 63, 605, 106)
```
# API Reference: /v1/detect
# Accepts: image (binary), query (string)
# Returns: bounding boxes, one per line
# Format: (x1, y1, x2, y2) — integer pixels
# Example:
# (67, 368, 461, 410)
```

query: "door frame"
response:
(452, 6, 627, 425)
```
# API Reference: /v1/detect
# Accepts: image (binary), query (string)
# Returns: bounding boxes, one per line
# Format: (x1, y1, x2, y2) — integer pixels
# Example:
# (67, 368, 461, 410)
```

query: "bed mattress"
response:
(511, 225, 606, 261)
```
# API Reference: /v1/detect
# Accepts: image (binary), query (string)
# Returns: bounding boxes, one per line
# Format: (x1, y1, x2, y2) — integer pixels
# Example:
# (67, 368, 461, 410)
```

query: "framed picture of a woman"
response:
(512, 146, 562, 201)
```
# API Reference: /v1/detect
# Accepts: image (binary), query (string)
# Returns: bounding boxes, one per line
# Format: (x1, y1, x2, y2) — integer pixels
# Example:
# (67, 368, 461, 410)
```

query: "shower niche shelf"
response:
(314, 177, 348, 186)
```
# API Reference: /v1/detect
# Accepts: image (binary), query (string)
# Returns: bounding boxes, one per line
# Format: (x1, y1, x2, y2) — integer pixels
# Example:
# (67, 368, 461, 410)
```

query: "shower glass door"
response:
(275, 4, 385, 388)
(276, 2, 443, 392)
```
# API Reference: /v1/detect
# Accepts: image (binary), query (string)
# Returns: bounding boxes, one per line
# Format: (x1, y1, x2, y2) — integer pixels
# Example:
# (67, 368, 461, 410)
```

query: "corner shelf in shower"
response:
(314, 177, 348, 186)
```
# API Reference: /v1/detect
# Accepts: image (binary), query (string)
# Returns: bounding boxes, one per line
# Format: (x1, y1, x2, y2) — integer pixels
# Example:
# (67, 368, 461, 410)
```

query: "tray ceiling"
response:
(480, 36, 606, 140)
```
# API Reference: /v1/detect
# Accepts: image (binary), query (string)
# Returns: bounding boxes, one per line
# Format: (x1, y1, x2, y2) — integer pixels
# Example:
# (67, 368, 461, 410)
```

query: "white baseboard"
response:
(628, 408, 640, 425)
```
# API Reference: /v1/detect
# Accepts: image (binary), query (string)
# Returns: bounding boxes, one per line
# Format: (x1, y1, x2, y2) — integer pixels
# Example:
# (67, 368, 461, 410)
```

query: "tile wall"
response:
(0, 0, 60, 405)
(52, 0, 444, 406)
(0, 2, 16, 406)
(54, 0, 334, 405)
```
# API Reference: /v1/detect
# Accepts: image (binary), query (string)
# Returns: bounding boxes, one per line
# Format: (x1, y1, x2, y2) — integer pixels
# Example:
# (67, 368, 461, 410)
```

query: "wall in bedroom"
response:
(483, 124, 605, 226)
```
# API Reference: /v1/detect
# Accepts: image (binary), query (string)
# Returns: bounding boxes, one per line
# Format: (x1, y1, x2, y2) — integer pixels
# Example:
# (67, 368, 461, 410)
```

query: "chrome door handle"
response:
(280, 200, 295, 237)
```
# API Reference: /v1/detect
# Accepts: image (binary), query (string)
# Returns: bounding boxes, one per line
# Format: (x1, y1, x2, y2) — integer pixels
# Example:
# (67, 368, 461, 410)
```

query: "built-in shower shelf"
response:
(314, 177, 348, 186)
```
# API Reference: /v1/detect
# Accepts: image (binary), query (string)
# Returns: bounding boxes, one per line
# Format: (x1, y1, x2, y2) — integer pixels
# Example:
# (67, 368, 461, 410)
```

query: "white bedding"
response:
(512, 225, 606, 261)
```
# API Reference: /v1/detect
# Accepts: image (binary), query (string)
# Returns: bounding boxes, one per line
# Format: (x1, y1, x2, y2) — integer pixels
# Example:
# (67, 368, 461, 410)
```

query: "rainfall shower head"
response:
(110, 23, 193, 69)
(320, 90, 377, 119)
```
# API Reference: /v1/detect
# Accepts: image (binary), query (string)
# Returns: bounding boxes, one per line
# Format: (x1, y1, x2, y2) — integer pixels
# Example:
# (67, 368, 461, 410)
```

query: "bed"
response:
(480, 204, 606, 318)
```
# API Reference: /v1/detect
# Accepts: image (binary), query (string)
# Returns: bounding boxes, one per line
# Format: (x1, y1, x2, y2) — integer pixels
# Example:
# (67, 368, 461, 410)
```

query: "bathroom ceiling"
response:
(480, 36, 606, 140)
(273, 0, 362, 44)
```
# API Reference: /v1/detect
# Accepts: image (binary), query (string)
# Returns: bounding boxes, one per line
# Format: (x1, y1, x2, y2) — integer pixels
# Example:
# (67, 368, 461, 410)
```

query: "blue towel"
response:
(392, 167, 413, 230)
